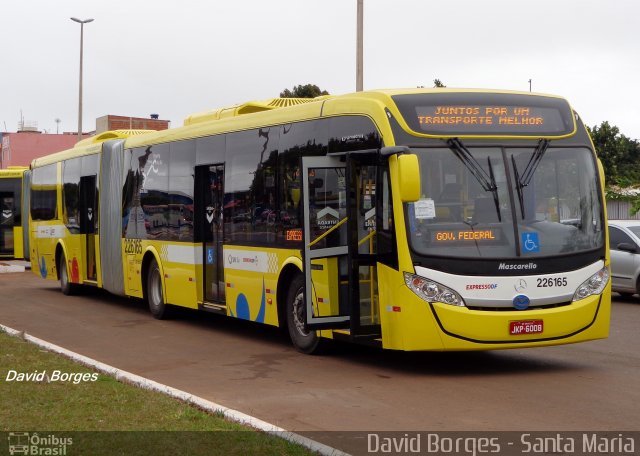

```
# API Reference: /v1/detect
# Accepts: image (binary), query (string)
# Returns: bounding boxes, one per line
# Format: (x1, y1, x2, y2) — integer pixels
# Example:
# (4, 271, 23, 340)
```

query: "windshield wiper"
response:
(512, 139, 550, 219)
(446, 138, 501, 222)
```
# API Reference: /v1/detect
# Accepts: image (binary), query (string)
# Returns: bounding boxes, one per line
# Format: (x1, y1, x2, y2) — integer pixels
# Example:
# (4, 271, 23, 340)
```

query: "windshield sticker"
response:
(521, 232, 540, 253)
(414, 199, 436, 219)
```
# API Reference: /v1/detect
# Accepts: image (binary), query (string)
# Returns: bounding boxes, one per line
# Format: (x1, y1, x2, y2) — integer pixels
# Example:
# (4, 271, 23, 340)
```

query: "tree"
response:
(589, 121, 640, 215)
(588, 121, 640, 185)
(433, 79, 446, 88)
(280, 84, 329, 98)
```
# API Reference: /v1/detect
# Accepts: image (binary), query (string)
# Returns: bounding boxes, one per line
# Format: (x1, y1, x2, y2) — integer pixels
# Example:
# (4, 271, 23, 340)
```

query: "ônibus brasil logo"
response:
(8, 432, 73, 455)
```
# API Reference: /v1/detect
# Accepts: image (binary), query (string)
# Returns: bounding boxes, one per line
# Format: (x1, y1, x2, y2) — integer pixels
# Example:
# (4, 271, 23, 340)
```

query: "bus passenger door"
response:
(302, 155, 383, 337)
(198, 165, 225, 305)
(302, 156, 351, 329)
(0, 193, 15, 257)
(79, 175, 97, 281)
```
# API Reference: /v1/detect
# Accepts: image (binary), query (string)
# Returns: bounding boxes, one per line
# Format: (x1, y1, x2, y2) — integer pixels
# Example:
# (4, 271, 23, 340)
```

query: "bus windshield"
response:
(407, 144, 604, 259)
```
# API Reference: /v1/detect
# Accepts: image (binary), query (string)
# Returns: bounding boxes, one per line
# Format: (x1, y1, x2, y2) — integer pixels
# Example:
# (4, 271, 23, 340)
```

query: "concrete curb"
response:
(0, 264, 25, 273)
(0, 323, 349, 456)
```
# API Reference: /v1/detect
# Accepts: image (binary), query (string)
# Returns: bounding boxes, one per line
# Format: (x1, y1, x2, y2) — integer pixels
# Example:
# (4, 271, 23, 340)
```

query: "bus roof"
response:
(31, 129, 153, 168)
(0, 166, 28, 178)
(123, 88, 576, 149)
(183, 97, 329, 126)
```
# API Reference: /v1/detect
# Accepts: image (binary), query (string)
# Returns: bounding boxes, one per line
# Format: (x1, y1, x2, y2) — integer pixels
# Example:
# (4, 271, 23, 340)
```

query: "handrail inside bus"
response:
(308, 217, 348, 248)
(358, 230, 376, 247)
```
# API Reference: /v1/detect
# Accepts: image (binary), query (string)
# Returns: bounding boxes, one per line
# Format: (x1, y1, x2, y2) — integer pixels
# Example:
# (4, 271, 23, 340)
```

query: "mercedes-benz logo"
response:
(514, 279, 528, 292)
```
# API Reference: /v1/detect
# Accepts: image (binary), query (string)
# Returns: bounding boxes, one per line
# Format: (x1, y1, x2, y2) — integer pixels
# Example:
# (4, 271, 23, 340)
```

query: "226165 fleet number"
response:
(537, 277, 567, 287)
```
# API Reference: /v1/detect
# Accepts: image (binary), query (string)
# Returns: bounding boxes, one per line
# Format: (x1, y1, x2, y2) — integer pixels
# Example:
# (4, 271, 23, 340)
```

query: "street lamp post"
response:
(356, 0, 363, 92)
(70, 17, 94, 142)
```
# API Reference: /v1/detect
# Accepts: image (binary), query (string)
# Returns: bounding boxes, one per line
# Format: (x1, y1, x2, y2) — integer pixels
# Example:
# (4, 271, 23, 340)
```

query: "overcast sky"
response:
(2, 0, 639, 140)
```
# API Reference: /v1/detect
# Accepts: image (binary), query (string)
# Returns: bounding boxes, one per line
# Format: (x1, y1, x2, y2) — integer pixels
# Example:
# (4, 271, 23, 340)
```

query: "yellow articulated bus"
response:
(0, 166, 30, 260)
(30, 89, 610, 353)
(29, 130, 151, 292)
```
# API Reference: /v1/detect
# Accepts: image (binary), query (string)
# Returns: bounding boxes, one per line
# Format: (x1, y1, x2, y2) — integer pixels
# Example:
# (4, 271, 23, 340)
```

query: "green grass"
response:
(0, 330, 316, 455)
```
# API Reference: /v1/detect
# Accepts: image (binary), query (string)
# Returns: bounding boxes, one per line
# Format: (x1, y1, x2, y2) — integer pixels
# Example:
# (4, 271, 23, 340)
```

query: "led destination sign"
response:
(392, 92, 576, 137)
(432, 229, 502, 243)
(418, 106, 545, 127)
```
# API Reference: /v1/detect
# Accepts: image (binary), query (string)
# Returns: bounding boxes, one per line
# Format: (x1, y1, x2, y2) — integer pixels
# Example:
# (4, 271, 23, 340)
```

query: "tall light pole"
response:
(70, 17, 94, 141)
(356, 0, 363, 92)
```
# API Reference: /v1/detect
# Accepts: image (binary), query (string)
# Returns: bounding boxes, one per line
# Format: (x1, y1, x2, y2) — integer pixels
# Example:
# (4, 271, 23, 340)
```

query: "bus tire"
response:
(146, 258, 173, 319)
(59, 254, 77, 296)
(286, 273, 324, 354)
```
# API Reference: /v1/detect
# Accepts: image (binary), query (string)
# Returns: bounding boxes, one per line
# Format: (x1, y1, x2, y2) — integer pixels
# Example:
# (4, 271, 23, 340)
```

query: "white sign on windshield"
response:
(414, 198, 436, 219)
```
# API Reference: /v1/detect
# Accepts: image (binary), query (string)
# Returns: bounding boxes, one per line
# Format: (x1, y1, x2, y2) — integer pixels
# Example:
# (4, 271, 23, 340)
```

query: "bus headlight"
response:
(572, 266, 609, 301)
(404, 273, 466, 307)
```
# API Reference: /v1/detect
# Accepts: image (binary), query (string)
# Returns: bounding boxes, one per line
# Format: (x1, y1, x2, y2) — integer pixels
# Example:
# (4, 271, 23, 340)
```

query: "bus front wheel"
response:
(286, 274, 323, 354)
(146, 258, 173, 319)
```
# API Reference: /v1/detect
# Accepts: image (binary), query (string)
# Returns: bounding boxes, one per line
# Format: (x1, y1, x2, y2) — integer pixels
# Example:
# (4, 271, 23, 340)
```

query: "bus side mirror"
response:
(397, 154, 420, 202)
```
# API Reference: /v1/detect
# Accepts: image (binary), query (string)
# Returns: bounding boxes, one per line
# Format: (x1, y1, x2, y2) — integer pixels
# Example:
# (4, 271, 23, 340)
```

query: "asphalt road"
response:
(1, 270, 639, 452)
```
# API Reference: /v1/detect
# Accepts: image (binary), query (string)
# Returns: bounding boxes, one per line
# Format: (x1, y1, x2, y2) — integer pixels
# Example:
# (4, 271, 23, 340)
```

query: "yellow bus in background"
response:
(30, 89, 611, 353)
(0, 166, 29, 260)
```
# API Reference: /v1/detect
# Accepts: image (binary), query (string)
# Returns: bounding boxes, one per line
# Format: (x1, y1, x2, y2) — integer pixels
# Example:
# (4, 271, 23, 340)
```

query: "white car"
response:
(608, 220, 640, 297)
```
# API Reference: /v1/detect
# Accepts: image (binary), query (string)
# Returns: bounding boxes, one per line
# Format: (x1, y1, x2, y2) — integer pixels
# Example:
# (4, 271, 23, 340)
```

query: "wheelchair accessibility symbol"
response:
(521, 232, 540, 253)
(206, 247, 215, 264)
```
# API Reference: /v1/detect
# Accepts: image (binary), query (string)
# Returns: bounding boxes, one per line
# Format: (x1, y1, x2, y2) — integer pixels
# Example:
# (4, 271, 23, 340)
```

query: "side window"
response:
(31, 164, 58, 221)
(377, 167, 396, 263)
(81, 154, 100, 234)
(62, 158, 81, 232)
(225, 128, 279, 244)
(140, 144, 170, 240)
(170, 140, 196, 242)
(122, 144, 169, 239)
(328, 116, 382, 153)
(277, 119, 328, 244)
(122, 150, 137, 237)
(609, 226, 633, 250)
(195, 135, 225, 166)
(81, 153, 100, 177)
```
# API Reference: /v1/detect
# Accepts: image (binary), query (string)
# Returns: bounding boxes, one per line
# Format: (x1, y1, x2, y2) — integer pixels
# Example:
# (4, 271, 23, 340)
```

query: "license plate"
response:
(509, 319, 543, 335)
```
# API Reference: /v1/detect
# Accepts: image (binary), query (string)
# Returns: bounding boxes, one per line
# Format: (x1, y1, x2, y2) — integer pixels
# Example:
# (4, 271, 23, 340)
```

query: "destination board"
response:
(392, 92, 576, 137)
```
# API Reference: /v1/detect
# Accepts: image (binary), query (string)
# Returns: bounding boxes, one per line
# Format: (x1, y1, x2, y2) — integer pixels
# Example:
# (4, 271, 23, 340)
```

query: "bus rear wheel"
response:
(146, 258, 173, 319)
(59, 254, 77, 296)
(286, 273, 324, 354)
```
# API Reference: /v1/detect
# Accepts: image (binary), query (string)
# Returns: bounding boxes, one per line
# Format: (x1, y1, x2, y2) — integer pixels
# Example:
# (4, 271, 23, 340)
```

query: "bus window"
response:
(31, 164, 58, 221)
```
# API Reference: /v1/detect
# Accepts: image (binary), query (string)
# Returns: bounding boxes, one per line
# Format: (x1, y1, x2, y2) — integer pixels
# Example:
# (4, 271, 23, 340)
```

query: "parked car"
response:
(608, 220, 640, 297)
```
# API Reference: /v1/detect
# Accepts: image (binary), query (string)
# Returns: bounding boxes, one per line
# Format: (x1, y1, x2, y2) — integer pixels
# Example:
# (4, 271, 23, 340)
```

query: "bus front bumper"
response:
(427, 293, 610, 350)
